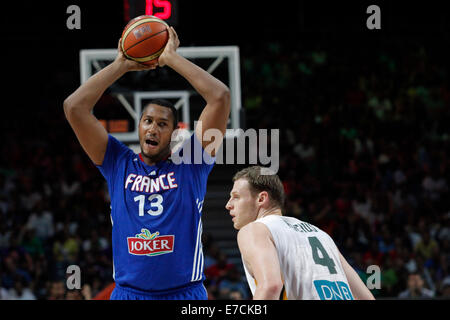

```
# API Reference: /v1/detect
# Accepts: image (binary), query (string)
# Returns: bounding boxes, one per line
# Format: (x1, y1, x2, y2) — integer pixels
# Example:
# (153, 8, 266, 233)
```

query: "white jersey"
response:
(243, 215, 354, 300)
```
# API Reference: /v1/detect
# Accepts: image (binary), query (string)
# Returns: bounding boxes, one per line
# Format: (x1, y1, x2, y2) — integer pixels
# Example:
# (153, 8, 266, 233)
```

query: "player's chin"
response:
(141, 145, 160, 158)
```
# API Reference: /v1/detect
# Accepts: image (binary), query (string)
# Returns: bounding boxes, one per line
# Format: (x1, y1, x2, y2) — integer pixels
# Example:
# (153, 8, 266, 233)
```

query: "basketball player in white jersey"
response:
(225, 166, 375, 300)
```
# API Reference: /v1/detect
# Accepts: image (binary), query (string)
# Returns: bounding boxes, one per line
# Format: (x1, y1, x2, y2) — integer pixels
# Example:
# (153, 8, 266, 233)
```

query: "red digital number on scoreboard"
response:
(145, 0, 172, 20)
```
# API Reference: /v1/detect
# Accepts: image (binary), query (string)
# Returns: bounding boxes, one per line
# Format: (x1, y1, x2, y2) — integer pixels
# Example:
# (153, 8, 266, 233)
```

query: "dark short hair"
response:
(141, 99, 178, 129)
(232, 166, 285, 210)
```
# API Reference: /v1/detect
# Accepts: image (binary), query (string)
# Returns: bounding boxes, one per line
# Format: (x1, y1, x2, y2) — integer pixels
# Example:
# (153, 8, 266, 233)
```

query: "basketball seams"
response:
(124, 29, 168, 56)
(122, 17, 168, 41)
(120, 16, 169, 63)
(121, 18, 161, 56)
(128, 46, 166, 63)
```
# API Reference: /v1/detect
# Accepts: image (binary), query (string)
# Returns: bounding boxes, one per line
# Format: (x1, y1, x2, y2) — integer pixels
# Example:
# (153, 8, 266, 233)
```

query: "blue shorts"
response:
(110, 281, 208, 300)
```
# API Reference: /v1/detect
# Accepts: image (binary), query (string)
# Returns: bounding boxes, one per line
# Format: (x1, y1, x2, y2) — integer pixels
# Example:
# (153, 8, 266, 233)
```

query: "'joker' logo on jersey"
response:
(127, 228, 175, 256)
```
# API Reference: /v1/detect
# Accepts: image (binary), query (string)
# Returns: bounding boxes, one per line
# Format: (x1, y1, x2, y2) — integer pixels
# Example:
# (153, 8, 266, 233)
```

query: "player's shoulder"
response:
(256, 214, 291, 229)
(107, 134, 135, 157)
(237, 222, 272, 255)
(260, 214, 284, 223)
(238, 219, 272, 242)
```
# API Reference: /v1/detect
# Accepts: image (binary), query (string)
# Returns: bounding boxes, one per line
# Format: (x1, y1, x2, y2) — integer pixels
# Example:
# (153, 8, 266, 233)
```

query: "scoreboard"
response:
(124, 0, 178, 25)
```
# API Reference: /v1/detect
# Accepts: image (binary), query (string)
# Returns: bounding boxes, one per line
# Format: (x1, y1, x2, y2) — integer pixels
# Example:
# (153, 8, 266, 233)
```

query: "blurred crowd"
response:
(1, 34, 450, 299)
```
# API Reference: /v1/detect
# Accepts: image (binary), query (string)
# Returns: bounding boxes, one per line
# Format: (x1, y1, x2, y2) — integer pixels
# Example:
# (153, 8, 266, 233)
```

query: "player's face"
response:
(225, 179, 259, 230)
(139, 104, 175, 159)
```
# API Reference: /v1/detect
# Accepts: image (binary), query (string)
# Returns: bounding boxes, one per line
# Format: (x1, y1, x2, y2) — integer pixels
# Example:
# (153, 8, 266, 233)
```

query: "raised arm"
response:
(63, 41, 155, 165)
(237, 222, 283, 300)
(158, 27, 231, 156)
(339, 252, 375, 300)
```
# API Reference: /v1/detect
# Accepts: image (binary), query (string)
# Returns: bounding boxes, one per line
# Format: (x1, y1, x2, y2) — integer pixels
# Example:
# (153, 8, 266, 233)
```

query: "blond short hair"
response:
(232, 166, 285, 210)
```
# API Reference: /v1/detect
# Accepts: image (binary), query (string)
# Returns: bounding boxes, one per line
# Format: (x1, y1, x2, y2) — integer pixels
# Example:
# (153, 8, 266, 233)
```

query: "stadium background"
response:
(0, 0, 449, 299)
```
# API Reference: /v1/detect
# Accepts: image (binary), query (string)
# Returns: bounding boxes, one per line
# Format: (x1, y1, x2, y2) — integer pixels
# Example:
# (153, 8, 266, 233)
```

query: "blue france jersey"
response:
(96, 133, 214, 292)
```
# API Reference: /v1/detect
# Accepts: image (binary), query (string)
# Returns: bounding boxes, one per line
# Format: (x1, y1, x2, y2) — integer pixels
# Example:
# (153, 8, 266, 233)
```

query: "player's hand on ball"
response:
(158, 27, 180, 67)
(115, 39, 158, 72)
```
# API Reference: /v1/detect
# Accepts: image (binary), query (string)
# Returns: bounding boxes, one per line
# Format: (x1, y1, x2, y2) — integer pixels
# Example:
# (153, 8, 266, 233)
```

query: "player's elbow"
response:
(63, 96, 86, 121)
(267, 281, 283, 297)
(221, 87, 231, 105)
(212, 86, 231, 110)
(220, 87, 231, 117)
(220, 86, 231, 102)
(63, 96, 76, 119)
(258, 280, 283, 299)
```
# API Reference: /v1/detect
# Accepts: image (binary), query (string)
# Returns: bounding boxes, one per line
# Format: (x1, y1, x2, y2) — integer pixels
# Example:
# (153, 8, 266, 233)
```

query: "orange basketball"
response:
(120, 15, 169, 66)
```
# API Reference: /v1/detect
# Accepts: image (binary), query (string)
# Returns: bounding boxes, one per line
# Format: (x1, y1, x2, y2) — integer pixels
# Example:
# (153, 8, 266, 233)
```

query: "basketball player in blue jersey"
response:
(63, 27, 230, 300)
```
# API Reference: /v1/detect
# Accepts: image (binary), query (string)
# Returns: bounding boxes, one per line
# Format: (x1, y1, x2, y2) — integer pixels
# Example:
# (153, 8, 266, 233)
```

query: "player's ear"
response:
(257, 191, 270, 206)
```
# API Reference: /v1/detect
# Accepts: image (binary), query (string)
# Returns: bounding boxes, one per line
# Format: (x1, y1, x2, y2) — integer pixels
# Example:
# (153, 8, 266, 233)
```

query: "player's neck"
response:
(256, 207, 282, 220)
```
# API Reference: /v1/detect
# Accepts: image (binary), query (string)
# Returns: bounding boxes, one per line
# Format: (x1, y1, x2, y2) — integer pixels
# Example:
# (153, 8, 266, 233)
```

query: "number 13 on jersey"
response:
(134, 194, 164, 216)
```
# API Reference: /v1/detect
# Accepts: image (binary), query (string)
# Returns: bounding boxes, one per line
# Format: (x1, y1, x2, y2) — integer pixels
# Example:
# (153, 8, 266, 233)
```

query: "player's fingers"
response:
(148, 60, 158, 68)
(138, 62, 157, 70)
(170, 27, 180, 47)
(138, 65, 152, 70)
(167, 26, 174, 41)
(170, 27, 177, 39)
(168, 27, 177, 42)
(172, 27, 179, 42)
